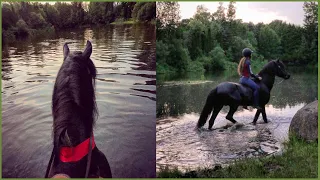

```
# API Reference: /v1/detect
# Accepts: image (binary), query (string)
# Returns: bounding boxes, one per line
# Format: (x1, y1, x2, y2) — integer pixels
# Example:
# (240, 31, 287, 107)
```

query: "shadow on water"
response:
(2, 24, 156, 178)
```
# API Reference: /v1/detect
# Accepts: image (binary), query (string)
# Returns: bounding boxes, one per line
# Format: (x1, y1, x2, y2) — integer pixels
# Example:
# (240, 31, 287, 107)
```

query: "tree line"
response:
(156, 2, 318, 76)
(2, 2, 156, 43)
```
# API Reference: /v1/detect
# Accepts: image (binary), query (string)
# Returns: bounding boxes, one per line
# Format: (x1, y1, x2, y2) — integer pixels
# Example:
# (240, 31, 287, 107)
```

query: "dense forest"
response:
(156, 2, 318, 76)
(2, 2, 156, 43)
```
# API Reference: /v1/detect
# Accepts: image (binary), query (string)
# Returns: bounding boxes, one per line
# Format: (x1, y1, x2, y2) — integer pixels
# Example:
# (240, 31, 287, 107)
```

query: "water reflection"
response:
(2, 24, 155, 178)
(157, 71, 317, 118)
(156, 71, 317, 171)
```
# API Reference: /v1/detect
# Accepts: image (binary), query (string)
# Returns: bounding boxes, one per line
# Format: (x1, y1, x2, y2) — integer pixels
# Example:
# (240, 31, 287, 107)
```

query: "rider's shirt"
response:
(242, 59, 255, 78)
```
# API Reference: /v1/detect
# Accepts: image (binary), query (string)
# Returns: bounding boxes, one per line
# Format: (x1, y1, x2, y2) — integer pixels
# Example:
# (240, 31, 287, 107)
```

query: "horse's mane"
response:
(258, 60, 277, 76)
(52, 51, 97, 150)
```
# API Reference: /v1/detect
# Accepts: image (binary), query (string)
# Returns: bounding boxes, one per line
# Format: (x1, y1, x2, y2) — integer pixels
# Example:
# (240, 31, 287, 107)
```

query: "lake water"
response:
(2, 24, 156, 178)
(156, 71, 317, 171)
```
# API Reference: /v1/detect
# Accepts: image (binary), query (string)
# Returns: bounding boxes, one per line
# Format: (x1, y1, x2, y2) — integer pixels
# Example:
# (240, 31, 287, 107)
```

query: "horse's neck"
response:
(259, 71, 275, 92)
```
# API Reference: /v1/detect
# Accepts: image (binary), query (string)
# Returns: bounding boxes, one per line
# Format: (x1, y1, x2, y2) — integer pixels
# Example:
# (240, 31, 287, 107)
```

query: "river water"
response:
(156, 71, 317, 171)
(2, 24, 156, 178)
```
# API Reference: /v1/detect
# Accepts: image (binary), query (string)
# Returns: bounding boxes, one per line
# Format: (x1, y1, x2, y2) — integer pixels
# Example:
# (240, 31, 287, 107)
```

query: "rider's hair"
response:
(237, 57, 246, 76)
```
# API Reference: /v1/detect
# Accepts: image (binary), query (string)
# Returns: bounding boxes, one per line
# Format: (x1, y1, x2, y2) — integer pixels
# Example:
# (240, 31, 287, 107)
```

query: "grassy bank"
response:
(110, 18, 136, 25)
(157, 136, 318, 178)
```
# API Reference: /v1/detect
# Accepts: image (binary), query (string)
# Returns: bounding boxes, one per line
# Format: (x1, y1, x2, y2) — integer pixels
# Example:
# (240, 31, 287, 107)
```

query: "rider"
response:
(237, 48, 262, 110)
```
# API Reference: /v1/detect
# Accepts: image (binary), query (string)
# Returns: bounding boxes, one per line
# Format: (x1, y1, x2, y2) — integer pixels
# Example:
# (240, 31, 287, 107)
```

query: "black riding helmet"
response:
(242, 48, 253, 57)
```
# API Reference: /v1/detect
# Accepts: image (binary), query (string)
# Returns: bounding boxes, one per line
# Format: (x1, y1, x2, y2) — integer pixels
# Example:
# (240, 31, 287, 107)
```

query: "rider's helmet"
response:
(242, 48, 253, 57)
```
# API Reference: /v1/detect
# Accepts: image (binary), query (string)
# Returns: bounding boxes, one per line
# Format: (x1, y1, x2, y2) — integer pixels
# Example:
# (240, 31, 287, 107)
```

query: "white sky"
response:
(179, 2, 305, 25)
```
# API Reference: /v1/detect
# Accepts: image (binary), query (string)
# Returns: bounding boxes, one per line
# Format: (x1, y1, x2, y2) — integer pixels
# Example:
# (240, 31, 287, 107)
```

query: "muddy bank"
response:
(156, 104, 304, 171)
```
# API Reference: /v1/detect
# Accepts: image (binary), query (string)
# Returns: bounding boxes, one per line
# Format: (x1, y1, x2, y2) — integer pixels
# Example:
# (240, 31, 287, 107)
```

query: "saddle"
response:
(230, 82, 254, 106)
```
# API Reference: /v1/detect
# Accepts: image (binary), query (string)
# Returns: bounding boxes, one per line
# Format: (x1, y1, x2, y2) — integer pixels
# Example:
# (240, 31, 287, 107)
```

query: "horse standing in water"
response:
(197, 60, 290, 130)
(45, 41, 112, 178)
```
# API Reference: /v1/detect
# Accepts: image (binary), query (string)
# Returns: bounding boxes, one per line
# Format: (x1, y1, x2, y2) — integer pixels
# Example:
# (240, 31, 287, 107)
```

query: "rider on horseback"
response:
(237, 48, 262, 110)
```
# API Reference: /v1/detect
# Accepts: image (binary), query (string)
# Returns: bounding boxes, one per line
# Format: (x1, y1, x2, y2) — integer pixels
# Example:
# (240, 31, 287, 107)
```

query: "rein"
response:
(276, 79, 284, 85)
(45, 132, 94, 178)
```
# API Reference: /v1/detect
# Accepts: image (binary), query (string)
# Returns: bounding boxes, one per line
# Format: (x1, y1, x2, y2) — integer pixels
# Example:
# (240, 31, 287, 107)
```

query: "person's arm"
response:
(247, 61, 260, 80)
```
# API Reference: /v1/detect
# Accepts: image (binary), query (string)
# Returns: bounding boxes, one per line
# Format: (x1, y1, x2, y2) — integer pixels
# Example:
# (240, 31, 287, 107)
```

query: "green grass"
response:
(110, 18, 136, 25)
(157, 136, 318, 178)
(110, 20, 136, 25)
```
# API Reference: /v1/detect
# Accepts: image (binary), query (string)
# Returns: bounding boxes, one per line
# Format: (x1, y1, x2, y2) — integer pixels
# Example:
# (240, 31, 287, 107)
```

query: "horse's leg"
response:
(252, 109, 262, 125)
(197, 97, 214, 128)
(208, 105, 223, 130)
(226, 105, 238, 124)
(261, 106, 268, 123)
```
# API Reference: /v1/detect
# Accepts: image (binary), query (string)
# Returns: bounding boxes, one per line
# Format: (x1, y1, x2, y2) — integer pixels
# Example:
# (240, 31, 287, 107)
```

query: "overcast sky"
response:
(179, 2, 305, 26)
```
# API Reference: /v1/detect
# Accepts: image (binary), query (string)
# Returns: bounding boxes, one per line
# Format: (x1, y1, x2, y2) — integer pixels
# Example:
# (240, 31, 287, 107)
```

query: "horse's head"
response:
(272, 59, 290, 80)
(49, 41, 100, 178)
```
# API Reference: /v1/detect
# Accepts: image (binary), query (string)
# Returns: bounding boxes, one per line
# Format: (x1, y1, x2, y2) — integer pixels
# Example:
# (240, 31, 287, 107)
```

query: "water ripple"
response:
(2, 25, 156, 178)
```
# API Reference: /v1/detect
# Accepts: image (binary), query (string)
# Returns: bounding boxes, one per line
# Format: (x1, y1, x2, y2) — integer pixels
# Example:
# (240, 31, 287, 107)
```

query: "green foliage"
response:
(187, 61, 205, 74)
(302, 2, 318, 65)
(132, 2, 156, 21)
(2, 3, 19, 30)
(208, 45, 226, 71)
(88, 2, 115, 24)
(28, 12, 47, 29)
(15, 19, 29, 37)
(226, 1, 236, 22)
(212, 2, 226, 21)
(258, 26, 281, 59)
(157, 2, 317, 79)
(2, 2, 155, 44)
(167, 39, 190, 74)
(156, 2, 180, 27)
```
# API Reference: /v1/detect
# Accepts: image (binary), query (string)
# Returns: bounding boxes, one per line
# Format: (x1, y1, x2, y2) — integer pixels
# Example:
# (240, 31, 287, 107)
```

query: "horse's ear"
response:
(276, 58, 280, 63)
(83, 40, 92, 60)
(63, 43, 70, 60)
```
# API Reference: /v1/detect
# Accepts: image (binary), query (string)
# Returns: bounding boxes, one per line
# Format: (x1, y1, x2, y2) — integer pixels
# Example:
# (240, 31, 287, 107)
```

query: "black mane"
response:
(52, 43, 97, 152)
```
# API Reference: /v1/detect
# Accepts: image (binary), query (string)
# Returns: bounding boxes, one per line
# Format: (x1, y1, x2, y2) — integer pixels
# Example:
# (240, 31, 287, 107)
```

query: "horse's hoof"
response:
(251, 122, 257, 125)
(194, 126, 201, 131)
(235, 122, 244, 128)
(264, 120, 268, 123)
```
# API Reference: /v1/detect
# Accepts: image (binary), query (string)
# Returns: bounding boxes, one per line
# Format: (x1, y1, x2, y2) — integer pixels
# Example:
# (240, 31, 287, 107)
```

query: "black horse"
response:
(45, 41, 112, 178)
(197, 59, 290, 130)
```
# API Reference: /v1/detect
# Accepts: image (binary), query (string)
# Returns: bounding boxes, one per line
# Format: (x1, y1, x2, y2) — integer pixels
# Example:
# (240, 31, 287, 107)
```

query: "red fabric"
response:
(242, 60, 250, 77)
(242, 63, 249, 77)
(60, 136, 95, 163)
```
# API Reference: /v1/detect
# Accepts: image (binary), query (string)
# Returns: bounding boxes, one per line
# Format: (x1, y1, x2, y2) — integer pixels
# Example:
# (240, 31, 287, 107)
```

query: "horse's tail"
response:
(197, 88, 217, 128)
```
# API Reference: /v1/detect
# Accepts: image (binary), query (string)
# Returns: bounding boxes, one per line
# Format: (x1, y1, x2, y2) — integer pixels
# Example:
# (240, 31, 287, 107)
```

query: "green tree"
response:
(43, 3, 59, 27)
(258, 26, 281, 59)
(226, 1, 236, 22)
(133, 2, 156, 21)
(302, 1, 318, 65)
(194, 5, 211, 25)
(28, 12, 46, 29)
(213, 2, 226, 21)
(156, 2, 180, 27)
(2, 3, 19, 30)
(208, 45, 226, 71)
(16, 19, 29, 37)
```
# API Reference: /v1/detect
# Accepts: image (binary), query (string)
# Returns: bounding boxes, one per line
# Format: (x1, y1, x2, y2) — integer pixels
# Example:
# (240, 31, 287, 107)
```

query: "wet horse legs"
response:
(208, 105, 223, 130)
(252, 106, 268, 125)
(226, 105, 238, 124)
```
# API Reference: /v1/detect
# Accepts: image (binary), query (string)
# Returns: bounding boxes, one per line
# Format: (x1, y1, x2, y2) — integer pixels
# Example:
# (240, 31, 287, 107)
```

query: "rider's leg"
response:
(239, 77, 249, 109)
(240, 77, 261, 109)
(248, 79, 261, 109)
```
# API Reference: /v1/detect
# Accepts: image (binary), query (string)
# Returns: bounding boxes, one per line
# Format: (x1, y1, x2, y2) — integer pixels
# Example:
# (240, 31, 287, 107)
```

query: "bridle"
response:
(45, 131, 94, 178)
